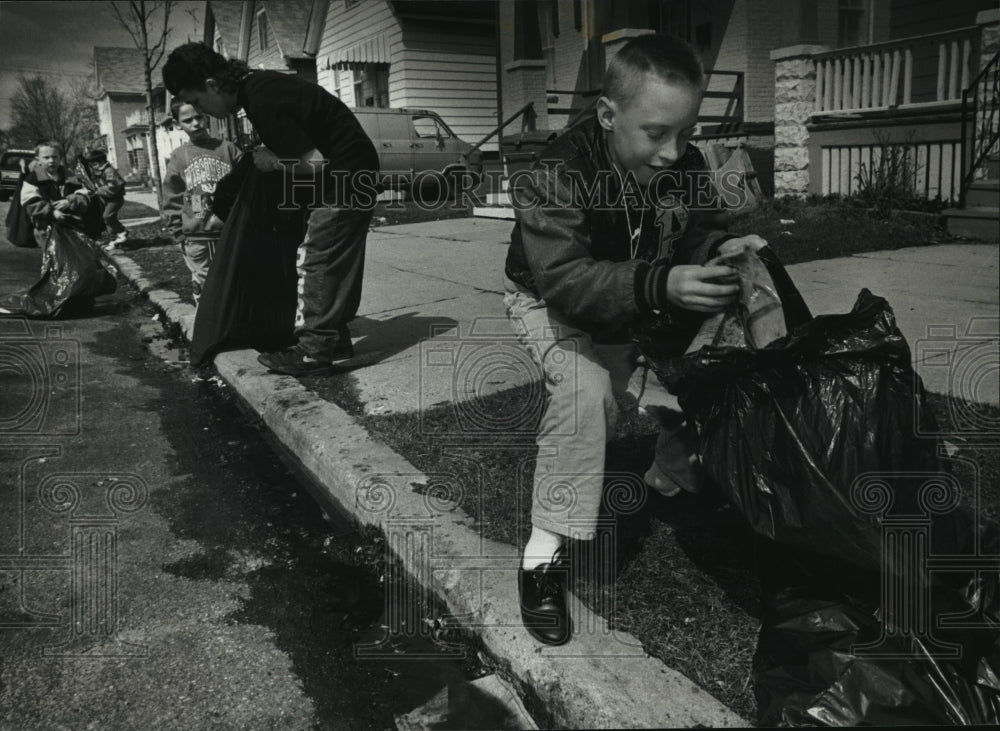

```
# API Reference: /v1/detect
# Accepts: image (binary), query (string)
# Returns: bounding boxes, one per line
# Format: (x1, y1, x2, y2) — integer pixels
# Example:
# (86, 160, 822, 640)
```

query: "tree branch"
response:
(148, 1, 174, 70)
(109, 1, 143, 50)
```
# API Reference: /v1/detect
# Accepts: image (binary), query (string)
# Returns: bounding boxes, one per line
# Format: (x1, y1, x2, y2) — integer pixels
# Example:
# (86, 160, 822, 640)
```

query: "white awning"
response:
(326, 33, 390, 69)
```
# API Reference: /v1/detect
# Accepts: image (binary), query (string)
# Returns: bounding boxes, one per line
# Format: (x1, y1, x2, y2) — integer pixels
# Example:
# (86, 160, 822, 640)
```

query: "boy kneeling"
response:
(505, 34, 766, 645)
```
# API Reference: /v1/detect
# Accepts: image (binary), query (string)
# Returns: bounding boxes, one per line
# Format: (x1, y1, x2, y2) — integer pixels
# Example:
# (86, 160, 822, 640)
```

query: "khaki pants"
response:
(503, 276, 697, 539)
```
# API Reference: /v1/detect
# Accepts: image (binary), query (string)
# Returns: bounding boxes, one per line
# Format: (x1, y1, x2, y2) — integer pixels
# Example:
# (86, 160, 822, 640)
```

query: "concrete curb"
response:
(105, 250, 747, 729)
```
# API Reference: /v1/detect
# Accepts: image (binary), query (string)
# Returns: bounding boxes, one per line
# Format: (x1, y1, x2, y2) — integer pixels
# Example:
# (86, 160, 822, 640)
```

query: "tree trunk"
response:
(144, 72, 162, 211)
(140, 11, 162, 211)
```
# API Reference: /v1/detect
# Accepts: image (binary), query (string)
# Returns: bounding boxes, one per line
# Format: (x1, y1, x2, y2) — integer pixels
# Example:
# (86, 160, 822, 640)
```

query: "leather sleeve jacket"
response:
(504, 117, 734, 342)
(20, 167, 91, 228)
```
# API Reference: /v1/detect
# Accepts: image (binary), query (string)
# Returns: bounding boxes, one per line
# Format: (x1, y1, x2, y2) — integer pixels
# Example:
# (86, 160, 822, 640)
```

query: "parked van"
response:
(352, 108, 481, 191)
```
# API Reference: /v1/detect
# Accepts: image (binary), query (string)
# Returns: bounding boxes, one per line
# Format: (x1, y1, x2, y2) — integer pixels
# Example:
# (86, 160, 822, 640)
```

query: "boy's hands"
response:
(666, 265, 740, 312)
(636, 235, 767, 315)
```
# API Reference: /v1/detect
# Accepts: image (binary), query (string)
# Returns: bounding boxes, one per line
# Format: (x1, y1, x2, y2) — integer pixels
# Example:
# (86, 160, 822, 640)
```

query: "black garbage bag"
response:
(754, 524, 1000, 726)
(189, 155, 307, 365)
(663, 289, 982, 572)
(5, 174, 36, 248)
(641, 266, 1000, 725)
(0, 221, 116, 318)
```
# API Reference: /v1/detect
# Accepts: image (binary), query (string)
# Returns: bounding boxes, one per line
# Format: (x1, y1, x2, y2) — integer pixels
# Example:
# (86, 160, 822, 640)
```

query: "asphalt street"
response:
(0, 213, 513, 729)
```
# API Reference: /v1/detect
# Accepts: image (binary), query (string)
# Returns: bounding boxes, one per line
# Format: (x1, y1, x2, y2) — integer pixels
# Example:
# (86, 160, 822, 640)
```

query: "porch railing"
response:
(546, 89, 601, 128)
(700, 70, 744, 133)
(466, 102, 538, 157)
(960, 49, 1000, 206)
(544, 70, 745, 132)
(814, 26, 980, 113)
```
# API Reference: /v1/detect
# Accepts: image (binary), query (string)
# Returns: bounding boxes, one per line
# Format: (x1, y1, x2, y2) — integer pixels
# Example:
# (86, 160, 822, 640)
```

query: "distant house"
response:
(121, 87, 192, 184)
(203, 0, 321, 146)
(204, 0, 244, 59)
(93, 47, 149, 177)
(203, 0, 320, 79)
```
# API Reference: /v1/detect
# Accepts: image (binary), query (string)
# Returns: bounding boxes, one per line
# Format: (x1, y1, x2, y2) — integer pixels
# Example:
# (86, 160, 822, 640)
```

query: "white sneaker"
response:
(112, 231, 128, 245)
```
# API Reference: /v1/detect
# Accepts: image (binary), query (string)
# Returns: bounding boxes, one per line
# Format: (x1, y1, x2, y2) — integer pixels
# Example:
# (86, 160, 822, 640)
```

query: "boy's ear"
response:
(596, 96, 617, 132)
(205, 78, 219, 93)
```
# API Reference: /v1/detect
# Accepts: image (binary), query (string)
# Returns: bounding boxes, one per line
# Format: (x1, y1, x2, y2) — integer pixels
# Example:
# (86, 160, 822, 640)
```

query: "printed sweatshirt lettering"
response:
(163, 138, 241, 242)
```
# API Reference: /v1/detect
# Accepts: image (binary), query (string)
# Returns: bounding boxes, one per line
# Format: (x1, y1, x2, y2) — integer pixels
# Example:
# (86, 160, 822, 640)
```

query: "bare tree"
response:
(9, 75, 99, 159)
(109, 0, 173, 209)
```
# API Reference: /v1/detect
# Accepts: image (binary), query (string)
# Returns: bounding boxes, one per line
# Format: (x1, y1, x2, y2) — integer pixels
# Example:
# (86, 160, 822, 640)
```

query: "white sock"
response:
(522, 527, 564, 570)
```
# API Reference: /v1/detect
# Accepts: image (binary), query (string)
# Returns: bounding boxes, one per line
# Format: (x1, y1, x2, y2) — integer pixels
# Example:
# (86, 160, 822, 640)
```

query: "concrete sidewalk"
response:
(106, 220, 999, 729)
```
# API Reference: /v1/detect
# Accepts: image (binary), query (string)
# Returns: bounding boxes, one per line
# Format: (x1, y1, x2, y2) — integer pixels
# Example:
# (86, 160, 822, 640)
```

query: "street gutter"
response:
(105, 248, 747, 729)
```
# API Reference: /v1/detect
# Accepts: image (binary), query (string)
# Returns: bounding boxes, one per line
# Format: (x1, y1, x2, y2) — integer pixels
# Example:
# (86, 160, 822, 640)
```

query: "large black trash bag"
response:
(6, 174, 36, 247)
(656, 289, 947, 571)
(643, 273, 1000, 725)
(753, 525, 1000, 727)
(0, 220, 116, 317)
(189, 155, 307, 365)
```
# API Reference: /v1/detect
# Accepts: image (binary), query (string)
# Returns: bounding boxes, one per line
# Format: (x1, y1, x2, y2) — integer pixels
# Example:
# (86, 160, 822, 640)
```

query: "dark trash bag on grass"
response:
(642, 266, 1000, 725)
(753, 528, 1000, 726)
(0, 222, 116, 317)
(190, 156, 306, 365)
(662, 288, 946, 571)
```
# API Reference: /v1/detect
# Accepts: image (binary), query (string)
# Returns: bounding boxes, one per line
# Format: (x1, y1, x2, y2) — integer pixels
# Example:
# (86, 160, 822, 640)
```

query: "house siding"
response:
(103, 93, 146, 177)
(887, 0, 994, 105)
(317, 0, 497, 148)
(247, 0, 289, 71)
(97, 97, 114, 160)
(317, 0, 398, 103)
(394, 24, 497, 145)
(743, 0, 786, 123)
(889, 0, 995, 39)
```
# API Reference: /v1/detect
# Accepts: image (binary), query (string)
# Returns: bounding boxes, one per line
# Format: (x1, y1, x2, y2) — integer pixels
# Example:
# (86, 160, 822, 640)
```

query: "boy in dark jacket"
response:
(22, 141, 93, 242)
(163, 42, 379, 374)
(505, 34, 768, 645)
(0, 140, 115, 317)
(83, 149, 127, 249)
(163, 99, 242, 304)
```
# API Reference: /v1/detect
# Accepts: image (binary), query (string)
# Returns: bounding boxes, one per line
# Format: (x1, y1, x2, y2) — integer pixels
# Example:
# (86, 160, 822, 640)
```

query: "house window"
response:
(352, 65, 389, 108)
(838, 0, 866, 47)
(257, 9, 269, 51)
(573, 0, 581, 31)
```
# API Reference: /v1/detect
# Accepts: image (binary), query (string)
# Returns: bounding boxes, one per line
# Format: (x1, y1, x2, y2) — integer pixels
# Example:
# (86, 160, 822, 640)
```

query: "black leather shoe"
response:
(518, 555, 572, 646)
